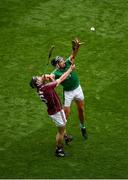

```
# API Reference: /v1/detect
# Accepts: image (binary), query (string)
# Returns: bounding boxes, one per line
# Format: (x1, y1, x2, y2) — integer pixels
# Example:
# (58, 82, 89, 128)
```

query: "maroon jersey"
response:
(37, 81, 62, 115)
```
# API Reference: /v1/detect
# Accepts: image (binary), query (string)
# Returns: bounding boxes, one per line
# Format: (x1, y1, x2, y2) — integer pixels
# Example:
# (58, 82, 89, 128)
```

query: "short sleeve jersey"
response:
(37, 81, 62, 115)
(51, 58, 80, 91)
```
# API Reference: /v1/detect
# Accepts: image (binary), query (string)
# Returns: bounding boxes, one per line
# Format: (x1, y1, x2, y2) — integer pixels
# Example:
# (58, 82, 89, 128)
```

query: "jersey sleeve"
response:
(65, 57, 72, 65)
(51, 70, 61, 79)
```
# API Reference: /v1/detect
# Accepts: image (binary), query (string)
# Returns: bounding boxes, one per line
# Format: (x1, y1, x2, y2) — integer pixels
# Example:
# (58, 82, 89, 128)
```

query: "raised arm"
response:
(69, 38, 81, 64)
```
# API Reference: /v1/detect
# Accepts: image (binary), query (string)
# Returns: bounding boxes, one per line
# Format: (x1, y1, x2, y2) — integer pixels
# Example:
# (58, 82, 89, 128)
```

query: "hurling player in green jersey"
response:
(50, 38, 87, 139)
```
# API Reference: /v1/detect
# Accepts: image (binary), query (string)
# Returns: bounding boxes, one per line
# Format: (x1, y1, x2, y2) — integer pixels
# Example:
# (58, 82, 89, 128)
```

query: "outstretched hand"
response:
(72, 38, 81, 50)
(42, 74, 55, 81)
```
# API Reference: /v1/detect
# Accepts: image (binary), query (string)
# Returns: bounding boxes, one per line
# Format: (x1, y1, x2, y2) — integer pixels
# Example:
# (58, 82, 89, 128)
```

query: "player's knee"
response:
(58, 126, 65, 134)
(64, 107, 70, 118)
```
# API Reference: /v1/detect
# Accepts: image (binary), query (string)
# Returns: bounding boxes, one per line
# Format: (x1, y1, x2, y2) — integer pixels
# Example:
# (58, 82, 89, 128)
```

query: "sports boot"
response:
(64, 135, 73, 145)
(55, 146, 65, 157)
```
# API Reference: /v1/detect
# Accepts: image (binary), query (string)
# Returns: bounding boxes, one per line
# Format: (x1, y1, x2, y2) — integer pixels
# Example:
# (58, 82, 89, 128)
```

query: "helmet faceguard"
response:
(29, 76, 38, 88)
(51, 56, 63, 66)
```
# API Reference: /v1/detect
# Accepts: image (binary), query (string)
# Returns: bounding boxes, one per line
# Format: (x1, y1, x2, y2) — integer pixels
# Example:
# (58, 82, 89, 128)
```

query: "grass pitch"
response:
(0, 0, 128, 178)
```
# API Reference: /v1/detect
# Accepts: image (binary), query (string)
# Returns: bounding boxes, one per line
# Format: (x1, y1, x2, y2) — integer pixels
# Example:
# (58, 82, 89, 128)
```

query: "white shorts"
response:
(49, 109, 67, 127)
(64, 85, 84, 107)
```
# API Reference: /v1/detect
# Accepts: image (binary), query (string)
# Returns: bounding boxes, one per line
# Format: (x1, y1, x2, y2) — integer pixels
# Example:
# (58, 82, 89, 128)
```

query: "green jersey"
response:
(51, 58, 80, 91)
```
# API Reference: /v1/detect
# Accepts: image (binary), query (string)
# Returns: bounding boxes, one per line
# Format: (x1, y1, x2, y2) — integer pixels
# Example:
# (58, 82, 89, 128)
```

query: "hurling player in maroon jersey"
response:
(30, 65, 75, 157)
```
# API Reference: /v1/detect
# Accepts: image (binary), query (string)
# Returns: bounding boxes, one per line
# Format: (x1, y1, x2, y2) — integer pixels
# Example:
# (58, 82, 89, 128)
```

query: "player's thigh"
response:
(64, 91, 74, 107)
(74, 85, 84, 101)
(50, 110, 67, 127)
(64, 106, 70, 118)
(58, 125, 66, 135)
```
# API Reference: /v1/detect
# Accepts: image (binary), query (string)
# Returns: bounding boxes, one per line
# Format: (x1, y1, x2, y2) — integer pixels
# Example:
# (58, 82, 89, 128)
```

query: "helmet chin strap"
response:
(56, 63, 60, 69)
